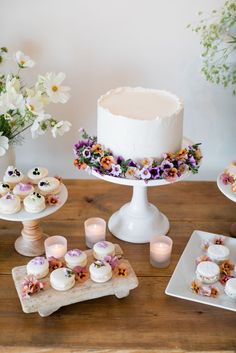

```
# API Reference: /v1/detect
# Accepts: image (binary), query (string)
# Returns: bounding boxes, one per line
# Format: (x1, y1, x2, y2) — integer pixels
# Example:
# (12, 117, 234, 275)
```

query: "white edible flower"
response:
(51, 120, 71, 138)
(0, 132, 9, 156)
(15, 50, 35, 68)
(26, 95, 44, 115)
(31, 113, 51, 139)
(43, 72, 70, 103)
(125, 166, 139, 179)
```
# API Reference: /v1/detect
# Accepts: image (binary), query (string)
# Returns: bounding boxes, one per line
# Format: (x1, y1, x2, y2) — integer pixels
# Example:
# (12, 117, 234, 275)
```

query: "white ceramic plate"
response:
(217, 174, 236, 203)
(165, 230, 236, 312)
(0, 184, 68, 222)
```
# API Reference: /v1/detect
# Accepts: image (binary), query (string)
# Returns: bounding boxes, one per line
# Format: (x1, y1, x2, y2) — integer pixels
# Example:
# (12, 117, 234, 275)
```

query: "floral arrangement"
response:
(0, 47, 71, 156)
(188, 0, 236, 94)
(73, 129, 202, 182)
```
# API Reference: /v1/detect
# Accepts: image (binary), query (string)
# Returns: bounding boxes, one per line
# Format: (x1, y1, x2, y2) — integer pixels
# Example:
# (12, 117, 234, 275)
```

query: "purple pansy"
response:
(97, 241, 108, 249)
(67, 249, 82, 257)
(149, 166, 161, 179)
(187, 155, 197, 167)
(31, 257, 45, 265)
(82, 148, 91, 159)
(17, 183, 33, 192)
(110, 164, 122, 177)
(117, 156, 124, 165)
(160, 160, 173, 170)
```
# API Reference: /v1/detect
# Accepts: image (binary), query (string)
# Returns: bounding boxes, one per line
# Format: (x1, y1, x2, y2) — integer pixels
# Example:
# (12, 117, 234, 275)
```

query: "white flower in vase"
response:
(6, 75, 21, 92)
(51, 120, 71, 138)
(0, 88, 25, 115)
(43, 72, 70, 104)
(0, 132, 9, 156)
(31, 113, 51, 139)
(15, 50, 35, 68)
(26, 95, 44, 115)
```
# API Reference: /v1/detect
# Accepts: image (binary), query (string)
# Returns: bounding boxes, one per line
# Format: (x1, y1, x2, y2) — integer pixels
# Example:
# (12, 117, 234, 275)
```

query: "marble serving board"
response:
(12, 244, 139, 317)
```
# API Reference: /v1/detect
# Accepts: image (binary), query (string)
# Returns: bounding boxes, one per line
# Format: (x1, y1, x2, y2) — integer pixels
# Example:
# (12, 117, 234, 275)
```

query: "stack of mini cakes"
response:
(0, 165, 62, 215)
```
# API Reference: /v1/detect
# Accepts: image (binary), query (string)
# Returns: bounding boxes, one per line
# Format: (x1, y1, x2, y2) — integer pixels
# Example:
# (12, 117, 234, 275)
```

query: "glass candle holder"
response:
(150, 235, 173, 268)
(84, 217, 106, 248)
(44, 235, 67, 259)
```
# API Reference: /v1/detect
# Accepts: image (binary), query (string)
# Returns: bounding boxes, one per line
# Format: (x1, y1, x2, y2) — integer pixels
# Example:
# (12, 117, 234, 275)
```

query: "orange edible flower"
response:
(101, 156, 114, 170)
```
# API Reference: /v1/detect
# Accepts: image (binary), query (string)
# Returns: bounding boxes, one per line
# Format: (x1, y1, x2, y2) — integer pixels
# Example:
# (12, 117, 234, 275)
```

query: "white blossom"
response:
(51, 120, 71, 138)
(43, 72, 70, 103)
(15, 50, 35, 68)
(31, 113, 51, 139)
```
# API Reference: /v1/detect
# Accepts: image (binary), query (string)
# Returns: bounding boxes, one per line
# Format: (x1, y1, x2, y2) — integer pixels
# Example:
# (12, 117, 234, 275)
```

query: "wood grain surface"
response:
(0, 180, 236, 352)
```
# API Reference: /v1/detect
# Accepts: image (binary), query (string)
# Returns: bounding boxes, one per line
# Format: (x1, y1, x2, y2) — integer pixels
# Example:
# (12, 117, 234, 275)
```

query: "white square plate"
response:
(165, 230, 236, 312)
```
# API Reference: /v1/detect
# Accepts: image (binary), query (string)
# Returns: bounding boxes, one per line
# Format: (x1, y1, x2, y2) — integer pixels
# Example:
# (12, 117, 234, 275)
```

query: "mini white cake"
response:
(196, 261, 220, 284)
(64, 249, 87, 269)
(0, 182, 11, 196)
(89, 260, 112, 283)
(23, 192, 46, 213)
(13, 183, 35, 200)
(207, 244, 230, 263)
(3, 166, 24, 187)
(50, 268, 75, 291)
(27, 167, 48, 184)
(0, 193, 21, 214)
(224, 278, 236, 299)
(93, 241, 115, 260)
(225, 161, 236, 179)
(38, 177, 61, 196)
(26, 256, 49, 279)
(97, 87, 184, 161)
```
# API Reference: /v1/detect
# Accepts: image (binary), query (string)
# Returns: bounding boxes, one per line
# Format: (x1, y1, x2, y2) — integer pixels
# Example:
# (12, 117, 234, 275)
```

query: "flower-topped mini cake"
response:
(38, 177, 61, 196)
(13, 183, 35, 200)
(64, 249, 87, 269)
(23, 192, 46, 213)
(26, 256, 49, 279)
(0, 182, 11, 196)
(0, 193, 21, 214)
(89, 260, 112, 283)
(50, 268, 75, 291)
(3, 166, 24, 187)
(207, 244, 230, 263)
(93, 241, 115, 260)
(27, 167, 48, 184)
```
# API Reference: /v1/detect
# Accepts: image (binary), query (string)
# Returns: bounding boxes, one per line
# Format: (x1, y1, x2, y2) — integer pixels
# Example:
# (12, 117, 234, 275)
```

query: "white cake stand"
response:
(217, 174, 236, 236)
(92, 170, 189, 244)
(0, 184, 68, 257)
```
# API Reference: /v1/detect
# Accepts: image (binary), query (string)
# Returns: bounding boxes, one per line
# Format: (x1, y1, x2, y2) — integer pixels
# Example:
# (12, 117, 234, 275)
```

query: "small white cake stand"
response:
(0, 184, 68, 257)
(92, 170, 189, 244)
(217, 174, 236, 236)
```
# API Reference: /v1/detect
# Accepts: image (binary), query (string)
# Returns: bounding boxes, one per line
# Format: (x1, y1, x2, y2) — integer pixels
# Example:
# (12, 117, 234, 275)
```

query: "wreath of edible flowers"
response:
(73, 129, 202, 182)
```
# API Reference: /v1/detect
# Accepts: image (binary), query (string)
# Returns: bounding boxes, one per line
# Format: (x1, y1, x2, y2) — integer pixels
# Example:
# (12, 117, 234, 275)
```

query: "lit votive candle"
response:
(84, 217, 106, 248)
(150, 235, 173, 268)
(44, 235, 67, 259)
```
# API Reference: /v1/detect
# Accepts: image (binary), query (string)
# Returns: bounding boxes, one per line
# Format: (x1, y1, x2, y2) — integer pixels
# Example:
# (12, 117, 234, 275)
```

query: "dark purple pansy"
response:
(128, 160, 137, 167)
(149, 166, 161, 179)
(117, 156, 124, 165)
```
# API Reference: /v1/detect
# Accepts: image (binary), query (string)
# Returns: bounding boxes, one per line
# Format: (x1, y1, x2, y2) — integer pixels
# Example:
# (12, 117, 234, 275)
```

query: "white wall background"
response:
(0, 0, 235, 180)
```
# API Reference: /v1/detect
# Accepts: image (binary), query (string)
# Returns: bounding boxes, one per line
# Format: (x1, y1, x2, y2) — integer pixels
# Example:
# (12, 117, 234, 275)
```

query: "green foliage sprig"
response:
(188, 0, 236, 94)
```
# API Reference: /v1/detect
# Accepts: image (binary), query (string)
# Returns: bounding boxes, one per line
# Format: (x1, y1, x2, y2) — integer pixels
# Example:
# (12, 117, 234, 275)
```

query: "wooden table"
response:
(0, 180, 236, 353)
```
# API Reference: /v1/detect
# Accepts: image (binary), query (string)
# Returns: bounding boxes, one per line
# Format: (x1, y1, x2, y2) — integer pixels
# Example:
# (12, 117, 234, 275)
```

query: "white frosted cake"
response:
(97, 87, 184, 160)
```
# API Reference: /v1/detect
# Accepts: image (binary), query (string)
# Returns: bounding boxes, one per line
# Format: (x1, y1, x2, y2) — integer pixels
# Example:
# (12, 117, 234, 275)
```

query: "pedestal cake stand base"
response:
(108, 185, 169, 243)
(0, 184, 68, 257)
(92, 172, 188, 244)
(15, 220, 48, 257)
